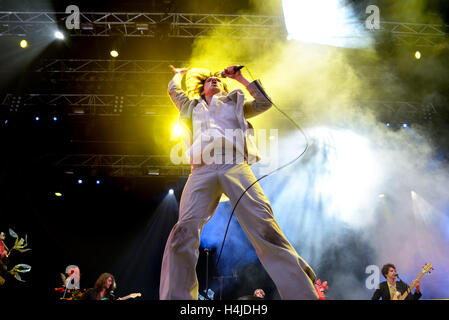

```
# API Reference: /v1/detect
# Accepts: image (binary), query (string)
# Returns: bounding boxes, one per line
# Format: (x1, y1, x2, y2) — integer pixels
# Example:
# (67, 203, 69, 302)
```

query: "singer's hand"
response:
(415, 281, 421, 293)
(223, 65, 242, 79)
(169, 65, 190, 75)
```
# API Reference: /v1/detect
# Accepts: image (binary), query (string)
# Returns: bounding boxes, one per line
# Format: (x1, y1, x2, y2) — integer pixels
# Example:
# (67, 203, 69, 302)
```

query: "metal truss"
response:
(0, 11, 285, 39)
(380, 21, 449, 47)
(36, 59, 186, 74)
(1, 93, 176, 116)
(32, 59, 245, 87)
(0, 11, 447, 45)
(45, 154, 191, 177)
(0, 92, 438, 120)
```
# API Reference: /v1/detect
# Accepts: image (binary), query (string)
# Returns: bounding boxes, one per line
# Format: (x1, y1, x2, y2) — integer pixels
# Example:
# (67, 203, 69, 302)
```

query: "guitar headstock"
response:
(130, 293, 142, 298)
(422, 263, 433, 274)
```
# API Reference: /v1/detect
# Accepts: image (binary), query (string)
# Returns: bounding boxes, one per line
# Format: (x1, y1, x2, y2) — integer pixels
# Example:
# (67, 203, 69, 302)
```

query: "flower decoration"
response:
(55, 271, 86, 300)
(0, 228, 32, 286)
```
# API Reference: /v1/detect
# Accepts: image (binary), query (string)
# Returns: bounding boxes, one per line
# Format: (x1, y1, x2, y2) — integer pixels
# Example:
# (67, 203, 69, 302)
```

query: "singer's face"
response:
(203, 77, 225, 96)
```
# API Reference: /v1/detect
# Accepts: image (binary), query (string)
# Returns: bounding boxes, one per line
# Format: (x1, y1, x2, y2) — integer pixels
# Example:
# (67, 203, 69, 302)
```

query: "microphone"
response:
(221, 65, 244, 78)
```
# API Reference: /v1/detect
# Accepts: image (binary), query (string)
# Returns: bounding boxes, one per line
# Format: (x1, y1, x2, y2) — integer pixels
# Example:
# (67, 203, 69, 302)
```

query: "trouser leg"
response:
(159, 166, 222, 300)
(218, 163, 318, 300)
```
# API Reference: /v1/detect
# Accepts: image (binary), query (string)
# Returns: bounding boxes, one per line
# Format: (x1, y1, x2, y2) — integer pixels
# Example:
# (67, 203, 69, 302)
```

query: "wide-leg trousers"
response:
(159, 163, 318, 300)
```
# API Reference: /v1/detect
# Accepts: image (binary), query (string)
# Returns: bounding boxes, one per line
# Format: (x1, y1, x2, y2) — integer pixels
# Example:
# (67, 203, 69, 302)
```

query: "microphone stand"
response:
(204, 248, 210, 300)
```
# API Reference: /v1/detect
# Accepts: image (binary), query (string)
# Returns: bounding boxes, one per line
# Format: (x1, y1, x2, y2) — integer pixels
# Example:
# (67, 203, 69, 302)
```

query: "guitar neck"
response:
(119, 293, 141, 300)
(399, 273, 423, 300)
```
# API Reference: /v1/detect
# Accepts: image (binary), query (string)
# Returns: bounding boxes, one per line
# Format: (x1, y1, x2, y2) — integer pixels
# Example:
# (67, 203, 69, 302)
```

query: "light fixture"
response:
(136, 23, 149, 31)
(110, 50, 119, 58)
(147, 169, 160, 176)
(414, 51, 421, 60)
(20, 39, 28, 48)
(54, 31, 65, 40)
(81, 23, 94, 30)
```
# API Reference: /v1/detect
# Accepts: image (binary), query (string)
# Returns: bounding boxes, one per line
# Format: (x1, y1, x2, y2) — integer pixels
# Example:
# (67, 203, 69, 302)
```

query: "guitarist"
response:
(371, 264, 422, 300)
(81, 273, 118, 300)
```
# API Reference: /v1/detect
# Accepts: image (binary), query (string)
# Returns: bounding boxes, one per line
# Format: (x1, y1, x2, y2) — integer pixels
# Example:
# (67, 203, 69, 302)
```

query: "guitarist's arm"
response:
(410, 281, 422, 300)
(401, 281, 422, 300)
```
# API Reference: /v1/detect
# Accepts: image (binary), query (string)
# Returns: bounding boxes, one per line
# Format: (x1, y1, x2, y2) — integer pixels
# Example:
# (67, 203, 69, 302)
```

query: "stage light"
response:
(78, 179, 83, 184)
(172, 122, 183, 138)
(136, 23, 149, 31)
(282, 0, 367, 48)
(402, 123, 408, 128)
(147, 169, 160, 176)
(169, 189, 174, 195)
(110, 50, 119, 58)
(414, 51, 422, 60)
(20, 39, 28, 48)
(96, 180, 101, 184)
(53, 116, 58, 121)
(54, 31, 65, 40)
(386, 123, 390, 127)
(81, 23, 94, 30)
(307, 127, 381, 226)
(35, 116, 40, 121)
(55, 192, 62, 197)
(378, 194, 385, 198)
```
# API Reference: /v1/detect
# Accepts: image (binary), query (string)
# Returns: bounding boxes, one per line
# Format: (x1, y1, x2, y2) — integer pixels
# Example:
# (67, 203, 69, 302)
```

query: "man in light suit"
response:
(159, 65, 319, 300)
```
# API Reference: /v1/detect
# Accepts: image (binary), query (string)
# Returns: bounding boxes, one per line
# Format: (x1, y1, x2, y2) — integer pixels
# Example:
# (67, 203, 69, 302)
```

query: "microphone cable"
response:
(207, 66, 310, 298)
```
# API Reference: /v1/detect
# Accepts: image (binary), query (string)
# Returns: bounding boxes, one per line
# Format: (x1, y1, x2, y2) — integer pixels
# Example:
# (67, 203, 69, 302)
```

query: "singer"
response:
(371, 263, 422, 300)
(159, 65, 320, 300)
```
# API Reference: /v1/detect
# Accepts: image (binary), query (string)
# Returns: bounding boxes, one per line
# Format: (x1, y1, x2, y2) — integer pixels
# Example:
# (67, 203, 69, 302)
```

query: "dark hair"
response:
(185, 68, 231, 100)
(199, 76, 229, 100)
(381, 264, 396, 278)
(94, 272, 116, 296)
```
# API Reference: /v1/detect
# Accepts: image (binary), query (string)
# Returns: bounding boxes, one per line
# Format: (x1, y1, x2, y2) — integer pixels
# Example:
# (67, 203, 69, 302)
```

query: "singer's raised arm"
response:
(242, 79, 273, 119)
(168, 70, 192, 112)
(227, 69, 273, 119)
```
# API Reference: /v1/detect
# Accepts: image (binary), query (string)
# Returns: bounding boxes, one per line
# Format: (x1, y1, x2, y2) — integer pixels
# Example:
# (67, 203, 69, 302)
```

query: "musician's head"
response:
(254, 288, 265, 299)
(381, 263, 397, 280)
(200, 76, 229, 99)
(185, 68, 228, 100)
(95, 272, 116, 292)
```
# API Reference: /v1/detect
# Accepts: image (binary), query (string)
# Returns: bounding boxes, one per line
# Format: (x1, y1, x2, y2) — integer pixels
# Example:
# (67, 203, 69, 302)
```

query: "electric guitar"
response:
(391, 263, 433, 300)
(117, 293, 142, 300)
